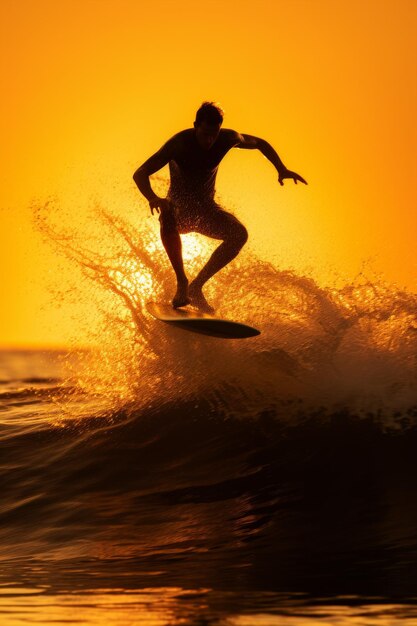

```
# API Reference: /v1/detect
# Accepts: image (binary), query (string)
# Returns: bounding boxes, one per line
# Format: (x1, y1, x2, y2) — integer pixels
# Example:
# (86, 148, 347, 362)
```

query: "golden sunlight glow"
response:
(1, 590, 412, 626)
(1, 0, 416, 346)
(133, 271, 154, 293)
(180, 233, 211, 264)
(228, 605, 413, 625)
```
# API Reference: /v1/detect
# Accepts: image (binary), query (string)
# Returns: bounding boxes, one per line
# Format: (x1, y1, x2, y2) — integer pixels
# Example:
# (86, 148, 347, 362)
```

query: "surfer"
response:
(133, 101, 307, 313)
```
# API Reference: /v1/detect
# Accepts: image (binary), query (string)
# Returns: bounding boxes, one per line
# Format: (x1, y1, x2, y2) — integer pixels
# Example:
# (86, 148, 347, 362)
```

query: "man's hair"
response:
(195, 101, 224, 126)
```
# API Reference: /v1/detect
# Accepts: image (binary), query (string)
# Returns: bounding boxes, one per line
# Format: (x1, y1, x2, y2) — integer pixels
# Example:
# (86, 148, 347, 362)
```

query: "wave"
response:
(32, 198, 417, 426)
(1, 383, 417, 596)
(0, 196, 415, 595)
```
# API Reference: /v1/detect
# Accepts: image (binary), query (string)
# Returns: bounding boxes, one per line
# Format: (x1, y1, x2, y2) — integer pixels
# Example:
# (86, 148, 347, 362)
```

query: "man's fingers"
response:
(279, 171, 307, 186)
(293, 174, 308, 185)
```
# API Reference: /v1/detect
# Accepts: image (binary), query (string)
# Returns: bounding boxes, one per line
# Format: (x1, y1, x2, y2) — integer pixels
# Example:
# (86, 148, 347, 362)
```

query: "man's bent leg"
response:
(189, 209, 248, 312)
(159, 206, 190, 308)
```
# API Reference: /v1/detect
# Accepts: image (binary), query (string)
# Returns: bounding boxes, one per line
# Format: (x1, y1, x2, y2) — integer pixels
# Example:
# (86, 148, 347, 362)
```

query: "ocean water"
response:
(2, 205, 417, 623)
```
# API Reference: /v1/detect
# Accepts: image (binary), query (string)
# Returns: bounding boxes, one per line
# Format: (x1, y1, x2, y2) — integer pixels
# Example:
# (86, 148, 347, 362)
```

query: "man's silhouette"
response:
(133, 102, 307, 313)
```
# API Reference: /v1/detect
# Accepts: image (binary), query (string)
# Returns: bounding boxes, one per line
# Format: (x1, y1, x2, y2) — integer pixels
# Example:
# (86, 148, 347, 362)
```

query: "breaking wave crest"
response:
(33, 197, 417, 426)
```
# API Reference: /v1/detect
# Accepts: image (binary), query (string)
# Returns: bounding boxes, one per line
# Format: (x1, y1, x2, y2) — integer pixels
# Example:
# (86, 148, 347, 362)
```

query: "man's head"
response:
(194, 101, 224, 150)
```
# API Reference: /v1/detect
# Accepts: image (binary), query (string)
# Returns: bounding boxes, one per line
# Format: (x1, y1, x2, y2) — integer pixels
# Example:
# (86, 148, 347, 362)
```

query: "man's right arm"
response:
(133, 137, 177, 203)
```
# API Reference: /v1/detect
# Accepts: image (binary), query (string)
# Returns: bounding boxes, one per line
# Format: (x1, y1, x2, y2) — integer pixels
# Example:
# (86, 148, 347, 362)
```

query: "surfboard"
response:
(146, 302, 260, 339)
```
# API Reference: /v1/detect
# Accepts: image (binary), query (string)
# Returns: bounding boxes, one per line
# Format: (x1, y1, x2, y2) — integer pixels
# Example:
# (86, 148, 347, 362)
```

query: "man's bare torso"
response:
(167, 128, 238, 205)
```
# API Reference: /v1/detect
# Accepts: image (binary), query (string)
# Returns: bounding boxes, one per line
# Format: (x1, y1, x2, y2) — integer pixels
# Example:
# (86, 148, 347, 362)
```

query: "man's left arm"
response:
(231, 132, 307, 186)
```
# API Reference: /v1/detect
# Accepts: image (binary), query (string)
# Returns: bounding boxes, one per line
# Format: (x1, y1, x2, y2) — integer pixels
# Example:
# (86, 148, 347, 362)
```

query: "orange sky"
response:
(1, 0, 416, 347)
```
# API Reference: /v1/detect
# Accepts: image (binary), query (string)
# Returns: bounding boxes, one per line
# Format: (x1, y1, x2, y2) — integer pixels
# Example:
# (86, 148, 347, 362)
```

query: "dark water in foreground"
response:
(1, 347, 417, 625)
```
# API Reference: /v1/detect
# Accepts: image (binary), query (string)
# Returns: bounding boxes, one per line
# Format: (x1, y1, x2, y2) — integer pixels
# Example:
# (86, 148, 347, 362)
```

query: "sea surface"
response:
(1, 325, 417, 625)
(2, 206, 417, 623)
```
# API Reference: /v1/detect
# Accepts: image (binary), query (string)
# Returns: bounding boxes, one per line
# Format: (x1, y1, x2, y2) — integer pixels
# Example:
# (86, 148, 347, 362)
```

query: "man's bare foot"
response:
(172, 280, 190, 309)
(188, 283, 215, 314)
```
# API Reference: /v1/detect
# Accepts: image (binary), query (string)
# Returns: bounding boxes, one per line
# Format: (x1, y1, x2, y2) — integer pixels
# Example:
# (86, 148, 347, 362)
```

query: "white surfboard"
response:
(146, 302, 260, 339)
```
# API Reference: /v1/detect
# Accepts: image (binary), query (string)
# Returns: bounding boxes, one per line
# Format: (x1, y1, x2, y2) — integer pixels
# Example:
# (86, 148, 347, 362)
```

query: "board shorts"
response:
(161, 197, 244, 239)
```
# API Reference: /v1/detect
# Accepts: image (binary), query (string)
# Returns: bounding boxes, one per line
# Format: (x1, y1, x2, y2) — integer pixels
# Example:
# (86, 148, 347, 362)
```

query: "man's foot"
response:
(172, 280, 190, 309)
(188, 283, 215, 314)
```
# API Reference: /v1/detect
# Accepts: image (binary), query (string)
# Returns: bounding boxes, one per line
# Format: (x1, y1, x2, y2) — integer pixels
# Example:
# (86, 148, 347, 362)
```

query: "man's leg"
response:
(159, 205, 190, 308)
(189, 208, 248, 312)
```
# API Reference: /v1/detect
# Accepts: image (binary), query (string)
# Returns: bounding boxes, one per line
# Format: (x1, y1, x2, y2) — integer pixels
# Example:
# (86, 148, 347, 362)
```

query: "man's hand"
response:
(149, 197, 174, 216)
(278, 168, 308, 186)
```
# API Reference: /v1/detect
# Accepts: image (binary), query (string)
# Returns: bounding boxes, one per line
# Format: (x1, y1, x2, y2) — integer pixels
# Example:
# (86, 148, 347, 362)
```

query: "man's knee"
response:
(231, 223, 248, 248)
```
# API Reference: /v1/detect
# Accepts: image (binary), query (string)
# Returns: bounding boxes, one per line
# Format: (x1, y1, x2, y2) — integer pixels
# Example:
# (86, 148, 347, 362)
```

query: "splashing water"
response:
(33, 195, 417, 426)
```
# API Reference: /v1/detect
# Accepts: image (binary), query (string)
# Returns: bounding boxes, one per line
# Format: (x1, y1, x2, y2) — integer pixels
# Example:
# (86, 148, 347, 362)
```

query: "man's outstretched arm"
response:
(232, 132, 307, 186)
